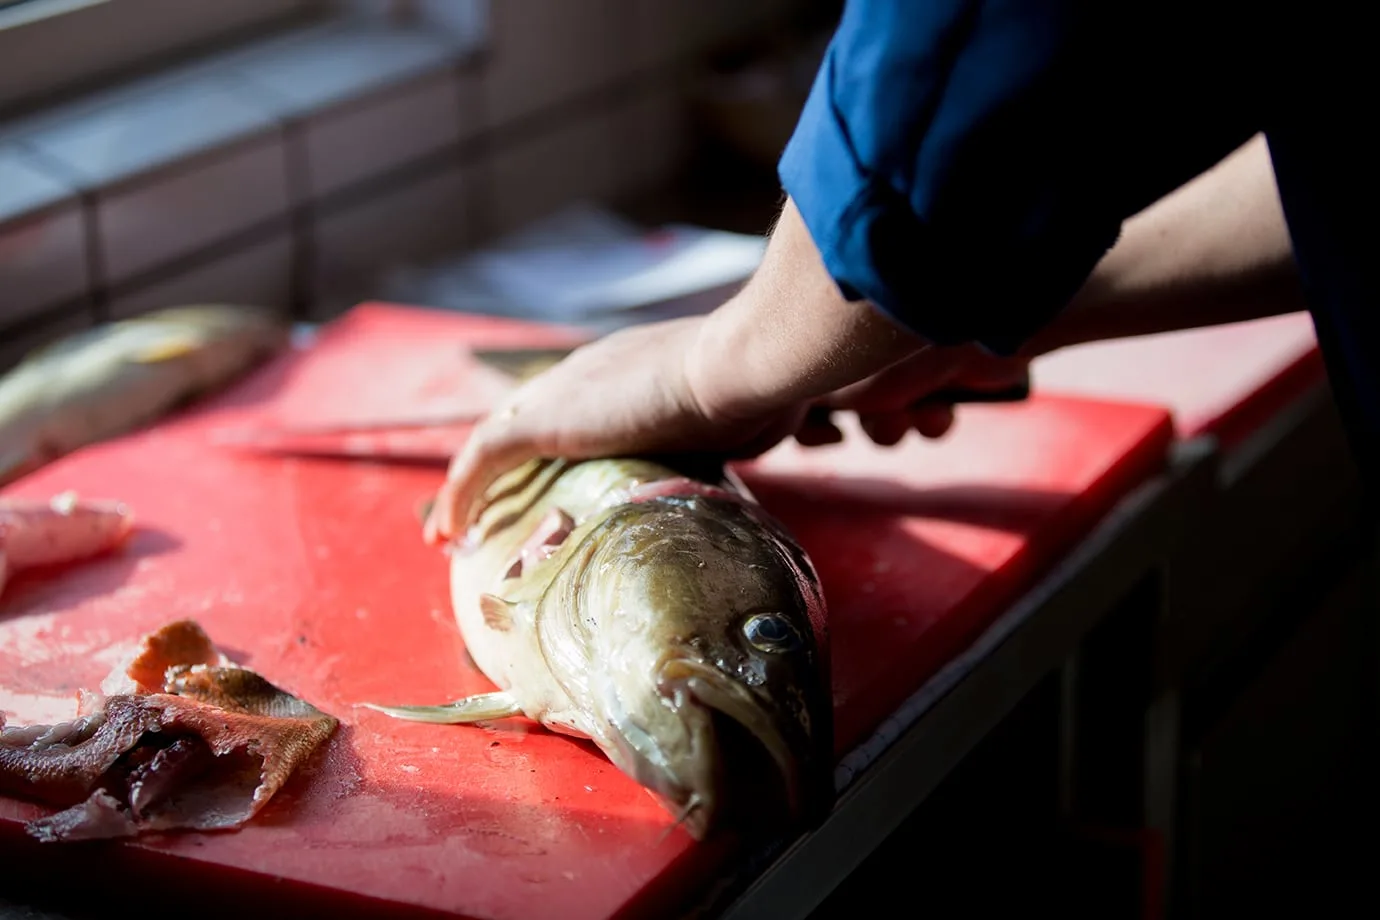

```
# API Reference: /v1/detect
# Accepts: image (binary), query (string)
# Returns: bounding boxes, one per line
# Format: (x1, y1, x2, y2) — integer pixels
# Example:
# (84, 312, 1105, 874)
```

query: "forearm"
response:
(687, 197, 928, 421)
(1024, 133, 1305, 357)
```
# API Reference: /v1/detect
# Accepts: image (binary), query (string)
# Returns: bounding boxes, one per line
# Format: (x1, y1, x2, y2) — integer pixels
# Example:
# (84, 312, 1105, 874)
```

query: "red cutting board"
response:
(0, 303, 1172, 920)
(1033, 312, 1325, 448)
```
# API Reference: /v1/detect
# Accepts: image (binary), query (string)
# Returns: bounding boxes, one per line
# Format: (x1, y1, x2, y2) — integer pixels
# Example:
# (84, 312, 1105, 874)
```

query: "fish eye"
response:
(743, 613, 801, 653)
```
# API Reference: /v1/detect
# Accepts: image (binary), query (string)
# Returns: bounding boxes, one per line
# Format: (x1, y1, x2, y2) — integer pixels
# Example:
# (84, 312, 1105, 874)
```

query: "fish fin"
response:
(359, 691, 523, 724)
(129, 332, 206, 364)
(415, 496, 436, 526)
(479, 593, 517, 631)
(721, 465, 756, 502)
(656, 794, 703, 845)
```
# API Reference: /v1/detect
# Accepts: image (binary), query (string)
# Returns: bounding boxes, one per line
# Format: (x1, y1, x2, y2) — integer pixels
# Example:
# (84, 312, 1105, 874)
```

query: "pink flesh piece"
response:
(0, 497, 134, 571)
(490, 483, 737, 578)
(502, 507, 575, 580)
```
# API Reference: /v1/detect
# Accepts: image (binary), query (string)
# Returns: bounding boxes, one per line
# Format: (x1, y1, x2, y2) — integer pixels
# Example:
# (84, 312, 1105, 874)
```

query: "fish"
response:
(365, 456, 835, 841)
(0, 619, 338, 842)
(0, 304, 289, 487)
(0, 491, 135, 600)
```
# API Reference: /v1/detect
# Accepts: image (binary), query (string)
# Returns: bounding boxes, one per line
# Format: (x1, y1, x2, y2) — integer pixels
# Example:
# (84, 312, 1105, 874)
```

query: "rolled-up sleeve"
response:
(779, 0, 1259, 355)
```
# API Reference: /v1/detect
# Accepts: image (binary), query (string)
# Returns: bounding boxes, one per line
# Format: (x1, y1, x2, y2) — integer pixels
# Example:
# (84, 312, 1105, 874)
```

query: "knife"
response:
(471, 345, 1031, 434)
(215, 347, 1031, 463)
(208, 345, 560, 460)
(470, 345, 1033, 404)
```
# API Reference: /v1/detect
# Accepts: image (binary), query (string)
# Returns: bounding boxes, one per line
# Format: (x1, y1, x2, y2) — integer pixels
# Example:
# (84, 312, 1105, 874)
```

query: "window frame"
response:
(0, 0, 335, 115)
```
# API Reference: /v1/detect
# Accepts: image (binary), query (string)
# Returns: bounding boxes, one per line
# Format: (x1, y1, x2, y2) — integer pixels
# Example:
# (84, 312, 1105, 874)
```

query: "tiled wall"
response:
(0, 0, 802, 370)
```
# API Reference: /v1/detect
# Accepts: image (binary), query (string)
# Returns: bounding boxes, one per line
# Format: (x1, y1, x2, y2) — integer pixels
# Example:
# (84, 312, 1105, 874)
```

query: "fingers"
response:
(422, 408, 533, 546)
(795, 421, 844, 447)
(820, 347, 964, 413)
(797, 404, 955, 449)
(794, 405, 844, 447)
(910, 404, 955, 439)
(859, 413, 910, 446)
(856, 405, 953, 445)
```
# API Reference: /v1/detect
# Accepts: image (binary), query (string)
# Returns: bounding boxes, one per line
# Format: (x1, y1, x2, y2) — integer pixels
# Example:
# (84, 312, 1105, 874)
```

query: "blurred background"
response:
(0, 0, 846, 370)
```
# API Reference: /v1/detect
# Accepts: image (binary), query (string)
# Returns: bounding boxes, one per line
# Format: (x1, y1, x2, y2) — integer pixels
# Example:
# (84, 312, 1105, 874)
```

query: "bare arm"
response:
(1023, 132, 1305, 356)
(686, 133, 1304, 423)
(425, 133, 1309, 538)
(684, 197, 931, 421)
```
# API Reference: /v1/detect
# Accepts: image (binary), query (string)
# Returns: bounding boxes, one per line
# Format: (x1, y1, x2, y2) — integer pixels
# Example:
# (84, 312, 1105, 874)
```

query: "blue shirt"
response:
(779, 0, 1378, 473)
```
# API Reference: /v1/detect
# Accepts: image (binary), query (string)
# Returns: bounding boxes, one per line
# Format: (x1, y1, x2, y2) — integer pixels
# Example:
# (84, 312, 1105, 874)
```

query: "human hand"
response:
(795, 345, 1031, 448)
(421, 316, 812, 545)
(422, 194, 955, 545)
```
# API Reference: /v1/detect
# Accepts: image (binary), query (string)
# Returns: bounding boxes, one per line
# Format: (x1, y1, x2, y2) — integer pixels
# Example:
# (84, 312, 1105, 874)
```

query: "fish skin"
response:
(0, 619, 338, 842)
(0, 304, 288, 487)
(0, 491, 135, 600)
(371, 457, 835, 840)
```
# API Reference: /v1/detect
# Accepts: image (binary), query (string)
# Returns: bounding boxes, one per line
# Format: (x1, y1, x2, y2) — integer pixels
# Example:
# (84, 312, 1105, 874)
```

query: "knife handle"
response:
(803, 375, 1031, 427)
(919, 377, 1031, 405)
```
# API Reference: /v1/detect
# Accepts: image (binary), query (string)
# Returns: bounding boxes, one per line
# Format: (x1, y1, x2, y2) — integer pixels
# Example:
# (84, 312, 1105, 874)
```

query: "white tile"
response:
(304, 70, 465, 199)
(98, 133, 290, 283)
(484, 109, 620, 238)
(412, 0, 489, 41)
(336, 0, 489, 45)
(11, 72, 279, 188)
(0, 305, 92, 375)
(0, 204, 90, 325)
(313, 162, 471, 315)
(482, 0, 627, 128)
(108, 231, 294, 321)
(0, 147, 75, 224)
(223, 18, 463, 116)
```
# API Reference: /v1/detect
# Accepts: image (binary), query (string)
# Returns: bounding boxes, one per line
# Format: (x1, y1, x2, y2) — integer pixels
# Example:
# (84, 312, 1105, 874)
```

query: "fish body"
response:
(0, 304, 288, 486)
(0, 491, 134, 599)
(371, 457, 835, 840)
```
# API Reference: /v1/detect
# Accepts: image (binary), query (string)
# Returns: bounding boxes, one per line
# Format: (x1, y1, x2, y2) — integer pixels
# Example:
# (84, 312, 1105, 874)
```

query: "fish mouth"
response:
(656, 658, 802, 839)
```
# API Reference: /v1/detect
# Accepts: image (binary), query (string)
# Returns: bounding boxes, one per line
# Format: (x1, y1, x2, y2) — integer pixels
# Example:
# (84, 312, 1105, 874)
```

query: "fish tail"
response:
(656, 794, 703, 845)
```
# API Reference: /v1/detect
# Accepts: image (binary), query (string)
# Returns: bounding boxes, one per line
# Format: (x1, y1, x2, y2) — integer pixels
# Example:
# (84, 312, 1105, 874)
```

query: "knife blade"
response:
(215, 349, 1031, 464)
(210, 419, 474, 463)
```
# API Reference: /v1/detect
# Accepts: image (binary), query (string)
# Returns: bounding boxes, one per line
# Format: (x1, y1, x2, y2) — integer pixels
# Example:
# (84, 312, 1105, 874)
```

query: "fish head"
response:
(556, 491, 833, 839)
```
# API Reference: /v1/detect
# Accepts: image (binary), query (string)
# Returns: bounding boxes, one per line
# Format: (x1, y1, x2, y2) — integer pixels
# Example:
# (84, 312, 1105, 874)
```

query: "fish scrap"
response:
(0, 491, 135, 600)
(0, 619, 338, 842)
